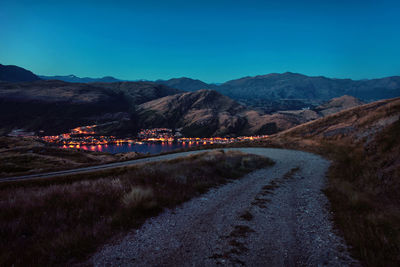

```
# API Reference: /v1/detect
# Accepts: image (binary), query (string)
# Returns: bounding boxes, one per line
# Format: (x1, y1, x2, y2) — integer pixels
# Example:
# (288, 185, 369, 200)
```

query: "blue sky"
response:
(1, 0, 399, 82)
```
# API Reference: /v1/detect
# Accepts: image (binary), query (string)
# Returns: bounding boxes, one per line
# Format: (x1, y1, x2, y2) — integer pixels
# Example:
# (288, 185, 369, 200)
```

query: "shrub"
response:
(122, 186, 157, 211)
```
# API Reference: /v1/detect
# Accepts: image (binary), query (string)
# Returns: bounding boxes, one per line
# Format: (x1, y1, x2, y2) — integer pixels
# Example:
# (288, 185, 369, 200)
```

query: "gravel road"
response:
(90, 148, 359, 266)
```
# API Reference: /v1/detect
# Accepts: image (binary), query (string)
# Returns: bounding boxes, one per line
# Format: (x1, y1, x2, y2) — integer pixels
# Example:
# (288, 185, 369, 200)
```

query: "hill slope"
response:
(314, 95, 364, 116)
(137, 89, 248, 137)
(93, 81, 182, 105)
(271, 97, 400, 266)
(0, 64, 41, 82)
(0, 80, 180, 135)
(135, 89, 343, 137)
(277, 97, 399, 143)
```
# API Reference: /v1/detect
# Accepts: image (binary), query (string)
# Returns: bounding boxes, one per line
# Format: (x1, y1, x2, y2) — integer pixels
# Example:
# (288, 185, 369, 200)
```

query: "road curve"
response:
(90, 148, 359, 266)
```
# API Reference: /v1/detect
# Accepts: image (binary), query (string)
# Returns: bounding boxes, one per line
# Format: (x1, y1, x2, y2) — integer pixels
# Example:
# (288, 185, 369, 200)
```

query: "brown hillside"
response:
(314, 95, 364, 116)
(270, 97, 400, 266)
(137, 89, 311, 137)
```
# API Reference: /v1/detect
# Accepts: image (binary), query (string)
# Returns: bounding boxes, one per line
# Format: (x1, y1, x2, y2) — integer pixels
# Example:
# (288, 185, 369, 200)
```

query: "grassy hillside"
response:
(0, 137, 119, 177)
(270, 97, 400, 266)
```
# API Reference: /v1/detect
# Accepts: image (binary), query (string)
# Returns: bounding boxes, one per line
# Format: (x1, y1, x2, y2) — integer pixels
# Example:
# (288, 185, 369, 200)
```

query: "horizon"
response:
(37, 70, 400, 84)
(2, 61, 400, 83)
(1, 0, 400, 83)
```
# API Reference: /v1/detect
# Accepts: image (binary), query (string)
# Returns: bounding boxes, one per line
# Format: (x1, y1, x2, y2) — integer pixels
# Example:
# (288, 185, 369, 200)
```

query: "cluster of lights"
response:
(40, 125, 269, 150)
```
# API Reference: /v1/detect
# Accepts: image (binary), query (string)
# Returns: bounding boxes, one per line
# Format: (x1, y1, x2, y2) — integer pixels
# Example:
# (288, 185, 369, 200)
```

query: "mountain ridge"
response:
(154, 72, 400, 102)
(39, 74, 121, 83)
(0, 80, 181, 135)
(0, 64, 41, 82)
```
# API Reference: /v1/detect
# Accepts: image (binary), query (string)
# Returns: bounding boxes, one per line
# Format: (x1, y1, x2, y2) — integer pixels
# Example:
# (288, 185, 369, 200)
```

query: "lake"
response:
(69, 142, 200, 154)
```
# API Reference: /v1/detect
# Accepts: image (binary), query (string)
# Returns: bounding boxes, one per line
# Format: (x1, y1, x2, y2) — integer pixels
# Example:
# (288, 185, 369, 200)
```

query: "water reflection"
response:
(68, 142, 198, 154)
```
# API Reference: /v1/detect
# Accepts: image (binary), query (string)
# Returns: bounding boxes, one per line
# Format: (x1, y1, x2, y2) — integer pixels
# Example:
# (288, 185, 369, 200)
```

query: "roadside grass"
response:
(0, 150, 274, 266)
(0, 138, 118, 178)
(321, 139, 400, 266)
(117, 126, 400, 266)
(263, 118, 400, 266)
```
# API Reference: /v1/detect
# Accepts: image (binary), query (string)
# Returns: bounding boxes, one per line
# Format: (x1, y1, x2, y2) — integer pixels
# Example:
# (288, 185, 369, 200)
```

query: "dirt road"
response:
(91, 148, 359, 266)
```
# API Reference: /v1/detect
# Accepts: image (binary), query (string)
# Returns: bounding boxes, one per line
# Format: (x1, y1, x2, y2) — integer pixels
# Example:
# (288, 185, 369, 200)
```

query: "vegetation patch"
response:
(0, 137, 118, 178)
(0, 150, 273, 266)
(260, 98, 400, 267)
(322, 138, 400, 267)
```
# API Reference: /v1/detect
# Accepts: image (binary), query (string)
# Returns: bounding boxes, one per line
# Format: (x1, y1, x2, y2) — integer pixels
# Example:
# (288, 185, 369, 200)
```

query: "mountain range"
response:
(155, 73, 400, 103)
(39, 75, 121, 83)
(0, 80, 180, 135)
(2, 63, 399, 103)
(0, 78, 363, 137)
(0, 63, 398, 137)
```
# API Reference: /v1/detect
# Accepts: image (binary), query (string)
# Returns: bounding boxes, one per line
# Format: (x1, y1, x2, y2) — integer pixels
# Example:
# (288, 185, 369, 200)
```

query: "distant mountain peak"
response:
(0, 63, 41, 82)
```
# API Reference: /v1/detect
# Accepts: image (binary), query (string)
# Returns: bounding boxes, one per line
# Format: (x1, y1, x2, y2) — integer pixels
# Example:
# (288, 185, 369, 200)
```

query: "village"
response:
(35, 125, 269, 149)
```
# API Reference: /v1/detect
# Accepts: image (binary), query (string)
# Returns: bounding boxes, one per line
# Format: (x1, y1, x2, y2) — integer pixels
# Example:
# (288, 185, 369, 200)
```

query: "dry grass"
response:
(0, 150, 273, 266)
(321, 123, 400, 266)
(259, 97, 400, 266)
(0, 137, 118, 178)
(121, 186, 157, 210)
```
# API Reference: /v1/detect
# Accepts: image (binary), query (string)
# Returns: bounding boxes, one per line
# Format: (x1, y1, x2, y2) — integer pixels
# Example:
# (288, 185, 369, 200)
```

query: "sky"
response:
(1, 0, 399, 83)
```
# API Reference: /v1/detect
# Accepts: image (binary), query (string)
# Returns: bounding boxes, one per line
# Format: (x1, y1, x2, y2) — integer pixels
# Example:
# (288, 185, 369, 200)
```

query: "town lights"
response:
(40, 125, 269, 150)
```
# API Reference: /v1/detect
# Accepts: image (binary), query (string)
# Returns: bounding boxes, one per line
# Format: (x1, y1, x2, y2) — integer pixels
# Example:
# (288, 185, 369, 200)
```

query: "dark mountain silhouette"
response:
(217, 72, 400, 101)
(155, 72, 400, 103)
(0, 64, 41, 82)
(0, 64, 394, 137)
(0, 80, 180, 135)
(92, 81, 182, 105)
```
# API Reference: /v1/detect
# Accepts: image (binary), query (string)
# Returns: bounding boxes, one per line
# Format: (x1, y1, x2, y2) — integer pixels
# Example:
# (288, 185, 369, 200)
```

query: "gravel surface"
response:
(90, 148, 359, 266)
